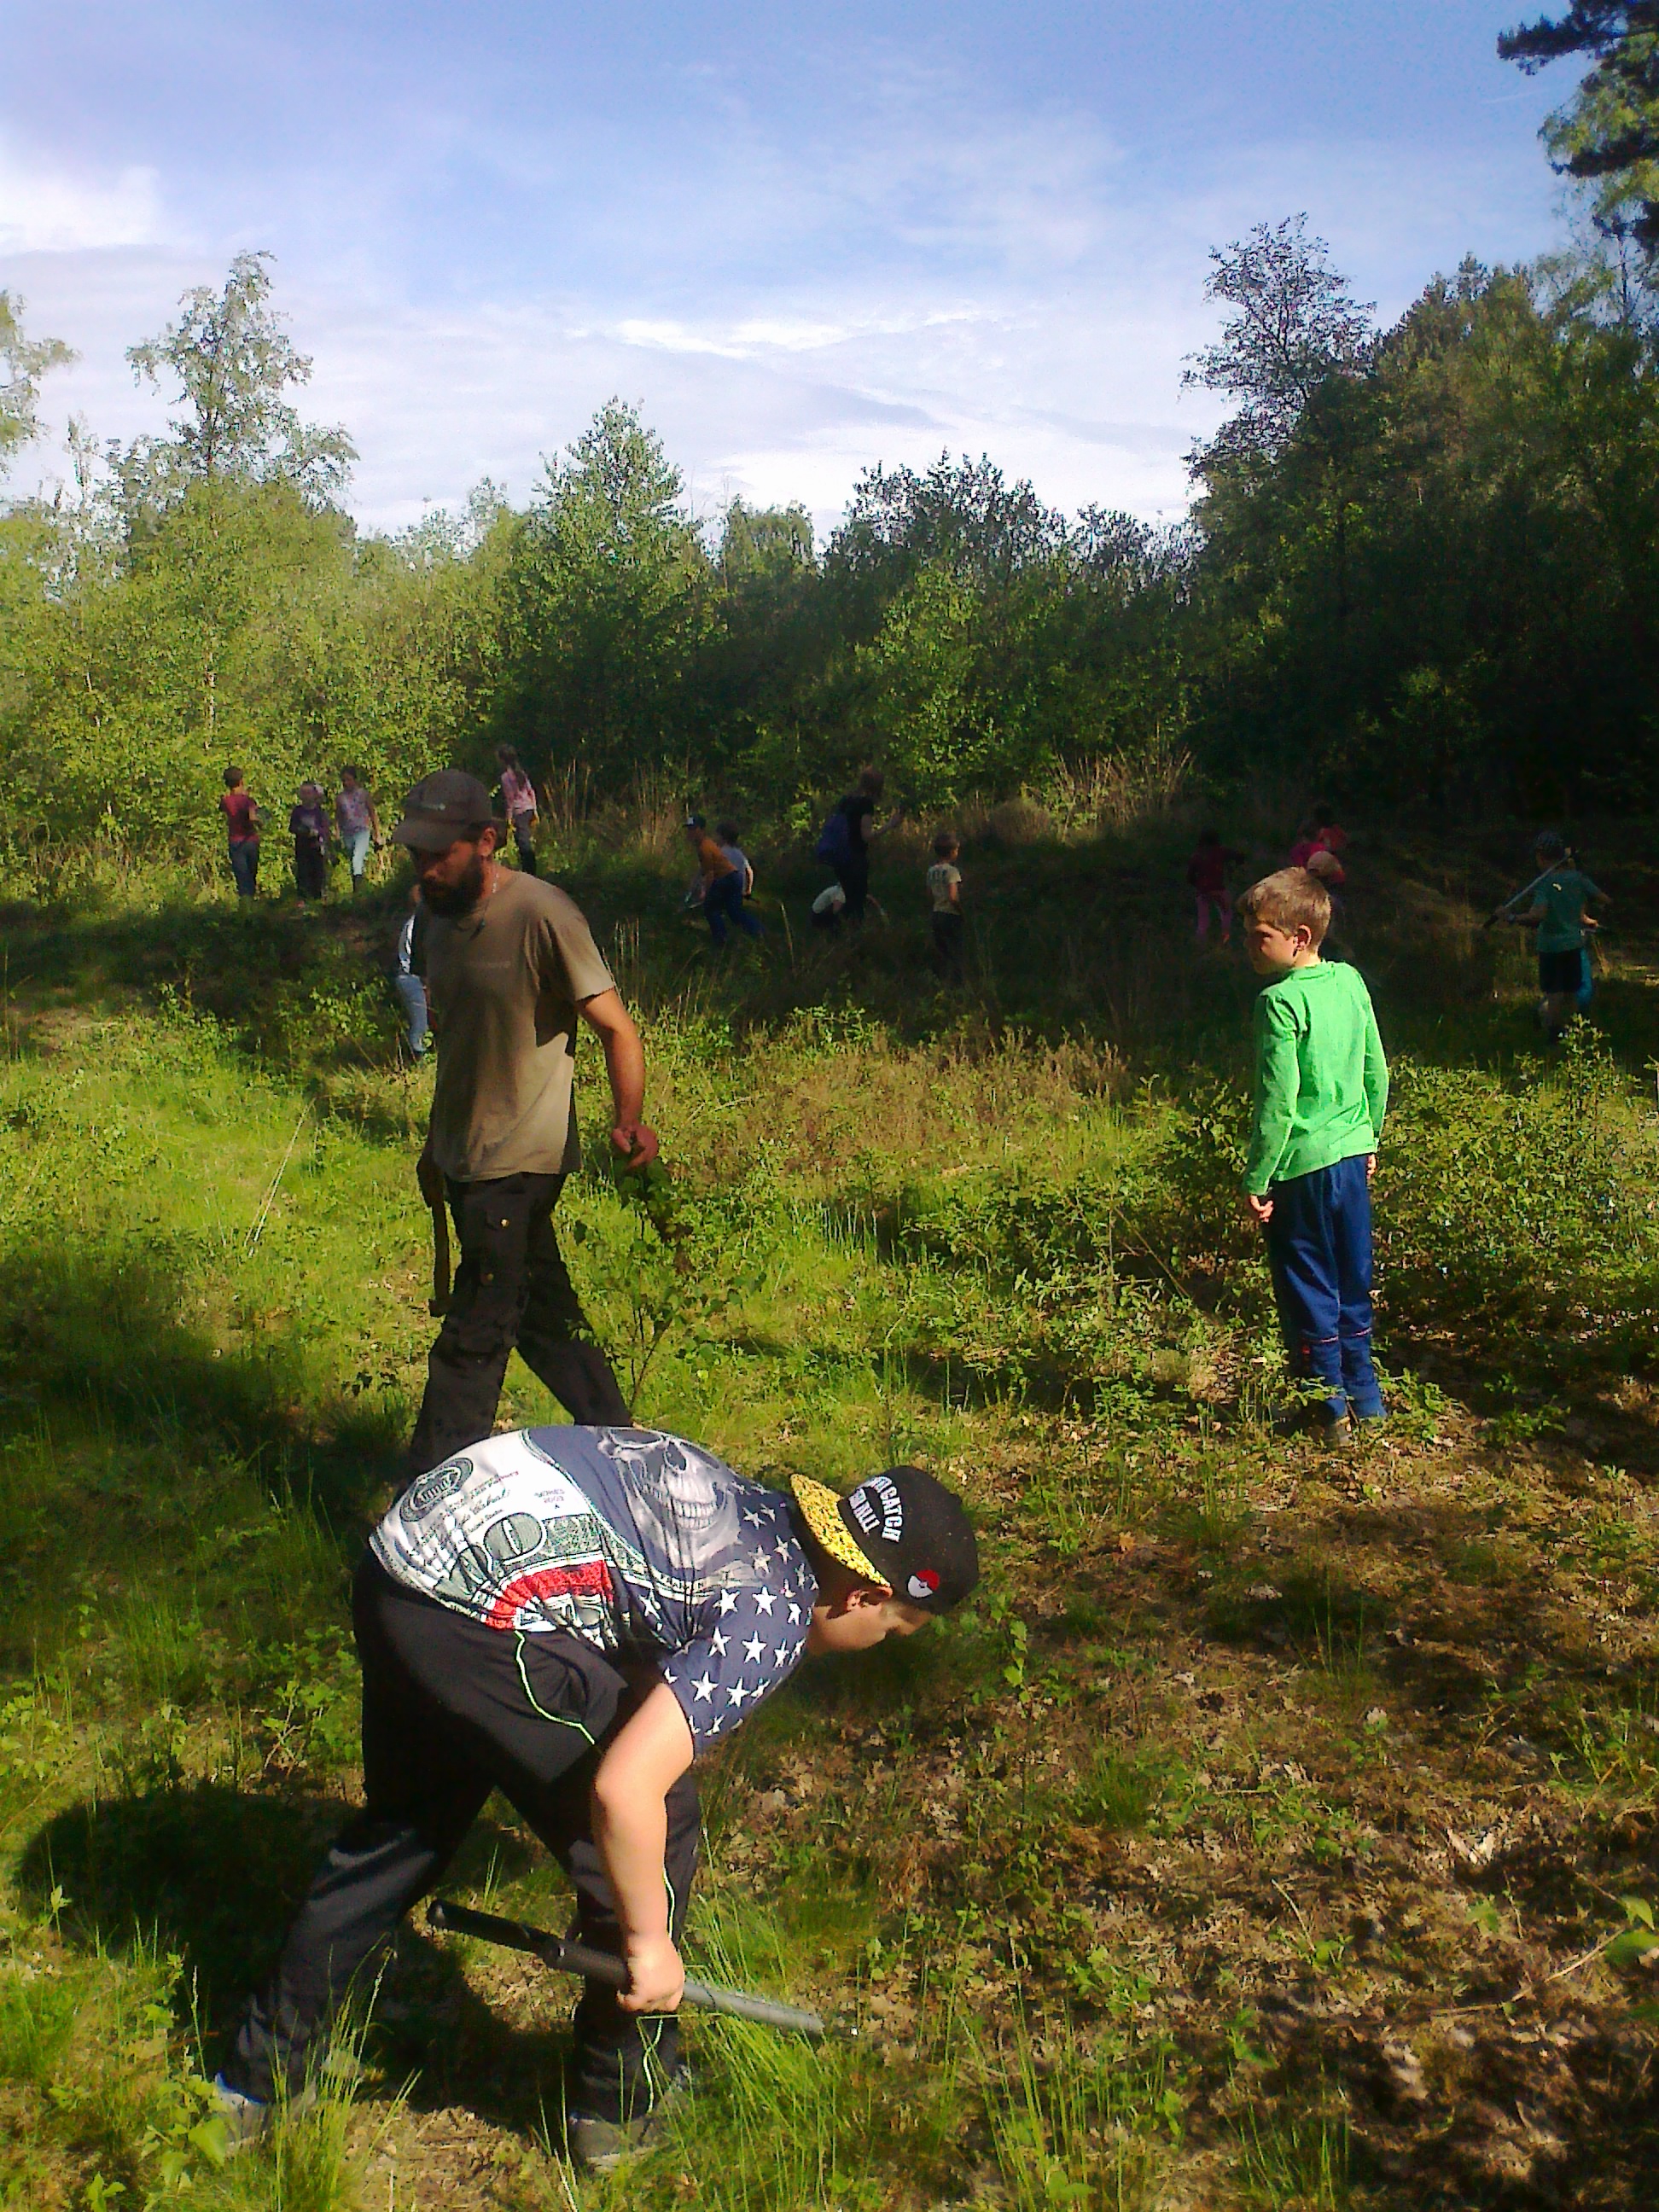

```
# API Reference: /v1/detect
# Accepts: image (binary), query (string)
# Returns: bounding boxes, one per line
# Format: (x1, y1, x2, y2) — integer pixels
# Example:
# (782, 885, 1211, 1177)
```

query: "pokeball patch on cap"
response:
(907, 1569, 940, 1600)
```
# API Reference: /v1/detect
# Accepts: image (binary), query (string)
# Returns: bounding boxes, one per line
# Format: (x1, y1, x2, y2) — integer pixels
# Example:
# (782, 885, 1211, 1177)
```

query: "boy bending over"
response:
(217, 1428, 977, 2168)
(1240, 870, 1389, 1441)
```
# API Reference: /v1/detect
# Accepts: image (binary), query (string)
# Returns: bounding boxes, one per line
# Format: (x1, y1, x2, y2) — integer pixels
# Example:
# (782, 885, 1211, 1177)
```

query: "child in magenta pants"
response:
(1187, 829, 1243, 945)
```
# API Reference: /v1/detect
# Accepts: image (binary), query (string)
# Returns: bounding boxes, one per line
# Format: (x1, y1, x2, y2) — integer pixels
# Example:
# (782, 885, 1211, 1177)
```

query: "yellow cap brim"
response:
(789, 1475, 890, 1588)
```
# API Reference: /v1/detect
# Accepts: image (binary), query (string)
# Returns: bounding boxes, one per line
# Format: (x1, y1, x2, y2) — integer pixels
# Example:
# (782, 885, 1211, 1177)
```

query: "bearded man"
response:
(390, 771, 657, 1474)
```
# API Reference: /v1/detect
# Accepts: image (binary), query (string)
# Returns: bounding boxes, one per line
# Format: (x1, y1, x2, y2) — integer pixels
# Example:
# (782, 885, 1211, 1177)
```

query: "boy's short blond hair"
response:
(1237, 868, 1331, 947)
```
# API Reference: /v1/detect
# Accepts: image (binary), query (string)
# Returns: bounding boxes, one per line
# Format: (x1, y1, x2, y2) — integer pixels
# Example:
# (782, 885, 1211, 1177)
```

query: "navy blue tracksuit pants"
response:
(704, 871, 761, 946)
(1266, 1151, 1384, 1420)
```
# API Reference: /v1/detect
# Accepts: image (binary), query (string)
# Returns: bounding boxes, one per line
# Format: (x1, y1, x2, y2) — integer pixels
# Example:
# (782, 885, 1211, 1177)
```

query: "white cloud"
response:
(612, 305, 983, 362)
(0, 138, 165, 255)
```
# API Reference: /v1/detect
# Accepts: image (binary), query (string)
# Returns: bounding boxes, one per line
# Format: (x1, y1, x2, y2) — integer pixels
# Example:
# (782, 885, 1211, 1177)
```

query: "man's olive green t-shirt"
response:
(1245, 959, 1388, 1196)
(424, 871, 615, 1182)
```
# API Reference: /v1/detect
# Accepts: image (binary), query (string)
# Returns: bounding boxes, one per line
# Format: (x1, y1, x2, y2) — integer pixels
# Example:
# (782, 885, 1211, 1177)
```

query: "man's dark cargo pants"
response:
(228, 1557, 700, 2123)
(407, 1169, 629, 1476)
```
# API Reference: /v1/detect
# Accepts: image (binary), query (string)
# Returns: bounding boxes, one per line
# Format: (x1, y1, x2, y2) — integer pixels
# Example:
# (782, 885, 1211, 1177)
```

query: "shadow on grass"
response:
(16, 1782, 589, 2137)
(19, 1784, 352, 2017)
(14, 816, 1658, 1085)
(0, 1237, 403, 1536)
(1262, 1999, 1659, 2211)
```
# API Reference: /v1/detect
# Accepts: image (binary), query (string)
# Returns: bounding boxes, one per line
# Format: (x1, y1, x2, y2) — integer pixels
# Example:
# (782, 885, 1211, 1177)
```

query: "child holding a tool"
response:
(1496, 831, 1609, 1039)
(216, 1426, 978, 2170)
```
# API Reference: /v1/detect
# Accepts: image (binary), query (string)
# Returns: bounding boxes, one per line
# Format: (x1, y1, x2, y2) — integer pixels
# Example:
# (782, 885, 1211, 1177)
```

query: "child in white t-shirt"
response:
(927, 831, 964, 984)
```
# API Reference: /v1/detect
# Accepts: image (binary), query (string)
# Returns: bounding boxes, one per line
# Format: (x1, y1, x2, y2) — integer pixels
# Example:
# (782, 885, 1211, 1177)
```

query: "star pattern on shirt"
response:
(659, 1501, 815, 1750)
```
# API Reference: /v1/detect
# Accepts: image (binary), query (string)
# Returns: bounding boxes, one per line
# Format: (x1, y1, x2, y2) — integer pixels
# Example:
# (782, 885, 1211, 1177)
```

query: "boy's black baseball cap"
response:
(392, 771, 503, 851)
(791, 1467, 979, 1610)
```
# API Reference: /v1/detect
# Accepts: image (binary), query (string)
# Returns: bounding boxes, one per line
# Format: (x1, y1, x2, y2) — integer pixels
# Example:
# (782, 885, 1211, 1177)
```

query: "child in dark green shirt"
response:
(1240, 868, 1388, 1438)
(1501, 830, 1608, 1039)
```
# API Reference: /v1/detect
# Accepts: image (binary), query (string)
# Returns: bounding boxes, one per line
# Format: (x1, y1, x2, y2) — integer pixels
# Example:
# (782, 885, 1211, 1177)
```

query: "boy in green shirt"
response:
(1239, 869, 1389, 1438)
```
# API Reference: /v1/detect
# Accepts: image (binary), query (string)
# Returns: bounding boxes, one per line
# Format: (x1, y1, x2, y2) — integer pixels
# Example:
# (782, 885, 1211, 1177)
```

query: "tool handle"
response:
(678, 1975, 827, 2036)
(428, 1899, 825, 2038)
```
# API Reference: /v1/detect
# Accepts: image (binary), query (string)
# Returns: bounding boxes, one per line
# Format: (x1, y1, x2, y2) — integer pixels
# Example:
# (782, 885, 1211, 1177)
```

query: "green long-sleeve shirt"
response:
(1245, 960, 1388, 1194)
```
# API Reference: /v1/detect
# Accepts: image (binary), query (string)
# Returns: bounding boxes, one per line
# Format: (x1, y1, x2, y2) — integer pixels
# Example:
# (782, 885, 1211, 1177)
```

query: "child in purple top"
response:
(334, 767, 382, 895)
(289, 783, 329, 903)
(497, 744, 540, 877)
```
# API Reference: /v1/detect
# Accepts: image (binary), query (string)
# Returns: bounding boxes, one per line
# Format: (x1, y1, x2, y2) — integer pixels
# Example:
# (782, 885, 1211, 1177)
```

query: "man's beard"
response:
(422, 853, 488, 917)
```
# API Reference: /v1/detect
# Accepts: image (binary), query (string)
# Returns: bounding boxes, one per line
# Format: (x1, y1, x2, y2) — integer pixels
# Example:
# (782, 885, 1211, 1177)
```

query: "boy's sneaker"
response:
(1318, 1412, 1353, 1451)
(211, 2075, 270, 2155)
(1272, 1405, 1348, 1442)
(210, 2073, 319, 2156)
(566, 2079, 685, 2173)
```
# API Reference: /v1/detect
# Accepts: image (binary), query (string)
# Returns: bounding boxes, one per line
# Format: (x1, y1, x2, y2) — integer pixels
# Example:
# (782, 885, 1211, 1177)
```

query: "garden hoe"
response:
(428, 1899, 830, 2039)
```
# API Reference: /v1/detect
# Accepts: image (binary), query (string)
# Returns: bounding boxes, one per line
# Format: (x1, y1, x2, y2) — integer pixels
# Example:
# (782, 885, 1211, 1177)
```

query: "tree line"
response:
(3, 3, 1658, 861)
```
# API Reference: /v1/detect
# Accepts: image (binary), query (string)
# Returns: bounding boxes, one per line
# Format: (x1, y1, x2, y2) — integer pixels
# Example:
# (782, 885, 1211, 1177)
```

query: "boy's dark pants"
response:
(834, 856, 870, 922)
(229, 1558, 699, 2122)
(705, 872, 760, 946)
(1266, 1152, 1384, 1420)
(931, 911, 964, 982)
(406, 1171, 629, 1476)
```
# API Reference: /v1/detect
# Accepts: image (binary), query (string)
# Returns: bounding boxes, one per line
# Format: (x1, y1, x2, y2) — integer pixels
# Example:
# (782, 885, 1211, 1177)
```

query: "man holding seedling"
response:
(215, 1427, 978, 2168)
(388, 771, 655, 1473)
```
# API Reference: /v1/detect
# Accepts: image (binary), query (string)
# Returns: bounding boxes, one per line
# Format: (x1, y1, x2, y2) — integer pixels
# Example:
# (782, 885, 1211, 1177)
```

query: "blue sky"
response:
(1, 1, 1579, 535)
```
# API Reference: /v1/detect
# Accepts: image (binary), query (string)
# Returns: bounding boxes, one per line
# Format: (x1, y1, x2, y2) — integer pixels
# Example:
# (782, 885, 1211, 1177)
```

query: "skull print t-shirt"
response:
(370, 1426, 818, 1749)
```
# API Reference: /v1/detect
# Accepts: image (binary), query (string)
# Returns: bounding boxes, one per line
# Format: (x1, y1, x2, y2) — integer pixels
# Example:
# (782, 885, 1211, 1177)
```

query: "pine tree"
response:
(1500, 3, 1659, 254)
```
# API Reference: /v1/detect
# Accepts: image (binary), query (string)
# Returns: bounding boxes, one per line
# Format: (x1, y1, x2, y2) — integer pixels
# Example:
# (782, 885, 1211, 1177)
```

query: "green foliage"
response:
(122, 250, 355, 515)
(496, 399, 708, 789)
(1236, 2095, 1353, 2211)
(1189, 247, 1659, 807)
(989, 2015, 1177, 2211)
(0, 292, 74, 480)
(15, 152, 1659, 850)
(1376, 1027, 1659, 1366)
(1184, 216, 1375, 465)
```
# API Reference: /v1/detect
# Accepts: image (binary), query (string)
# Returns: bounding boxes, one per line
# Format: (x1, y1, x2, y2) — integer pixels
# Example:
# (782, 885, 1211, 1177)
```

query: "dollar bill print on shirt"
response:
(371, 1426, 818, 1747)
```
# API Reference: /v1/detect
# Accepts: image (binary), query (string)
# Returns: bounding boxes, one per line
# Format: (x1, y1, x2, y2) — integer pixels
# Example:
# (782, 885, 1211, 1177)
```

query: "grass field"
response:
(2, 806, 1658, 2209)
